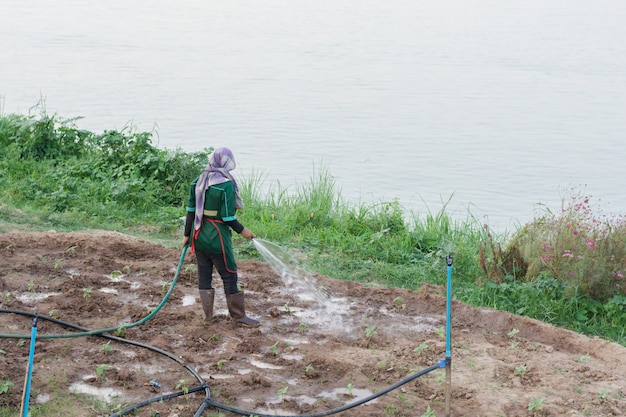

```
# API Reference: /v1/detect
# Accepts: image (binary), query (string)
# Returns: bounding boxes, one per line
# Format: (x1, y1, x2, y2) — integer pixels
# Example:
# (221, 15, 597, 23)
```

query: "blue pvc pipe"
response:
(22, 314, 38, 417)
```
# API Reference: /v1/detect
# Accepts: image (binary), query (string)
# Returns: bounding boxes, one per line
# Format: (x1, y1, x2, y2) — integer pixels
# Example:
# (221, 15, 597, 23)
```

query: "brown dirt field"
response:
(1, 231, 625, 417)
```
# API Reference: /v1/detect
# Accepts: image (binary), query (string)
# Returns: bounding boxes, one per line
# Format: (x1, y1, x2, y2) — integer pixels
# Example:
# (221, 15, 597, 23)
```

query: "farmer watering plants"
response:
(181, 147, 261, 328)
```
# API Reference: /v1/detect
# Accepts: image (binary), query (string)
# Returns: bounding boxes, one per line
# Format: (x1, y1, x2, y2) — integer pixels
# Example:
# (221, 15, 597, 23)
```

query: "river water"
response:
(1, 0, 625, 231)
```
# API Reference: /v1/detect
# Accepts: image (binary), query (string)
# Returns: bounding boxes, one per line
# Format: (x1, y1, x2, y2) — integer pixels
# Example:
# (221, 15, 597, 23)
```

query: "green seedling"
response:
(393, 296, 405, 309)
(267, 341, 279, 356)
(365, 325, 378, 339)
(0, 380, 14, 394)
(304, 364, 314, 374)
(376, 360, 387, 368)
(528, 397, 545, 412)
(66, 246, 77, 254)
(53, 258, 63, 269)
(161, 281, 171, 292)
(111, 270, 122, 279)
(99, 341, 112, 355)
(514, 365, 527, 377)
(283, 301, 291, 313)
(217, 359, 228, 370)
(27, 280, 36, 292)
(114, 327, 126, 337)
(577, 353, 590, 363)
(276, 386, 288, 402)
(184, 264, 197, 279)
(16, 339, 25, 347)
(83, 287, 92, 298)
(507, 328, 520, 338)
(176, 379, 189, 394)
(298, 323, 309, 333)
(122, 265, 131, 274)
(413, 342, 429, 355)
(420, 405, 436, 417)
(436, 327, 445, 339)
(96, 364, 111, 379)
(0, 350, 6, 354)
(346, 382, 354, 397)
(208, 333, 220, 342)
(48, 308, 59, 318)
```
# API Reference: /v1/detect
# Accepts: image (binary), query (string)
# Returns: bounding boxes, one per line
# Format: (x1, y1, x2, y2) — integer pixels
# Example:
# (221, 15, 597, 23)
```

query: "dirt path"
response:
(1, 231, 625, 416)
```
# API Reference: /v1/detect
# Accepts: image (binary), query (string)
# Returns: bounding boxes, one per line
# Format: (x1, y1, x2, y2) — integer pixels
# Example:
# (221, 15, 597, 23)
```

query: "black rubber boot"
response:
(199, 289, 215, 321)
(226, 292, 260, 328)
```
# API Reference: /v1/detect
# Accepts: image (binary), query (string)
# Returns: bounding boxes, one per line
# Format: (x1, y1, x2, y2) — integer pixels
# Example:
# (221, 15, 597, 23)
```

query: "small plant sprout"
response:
(208, 333, 219, 342)
(122, 265, 131, 274)
(99, 341, 112, 355)
(509, 340, 519, 350)
(161, 281, 171, 292)
(83, 287, 92, 298)
(184, 264, 197, 279)
(0, 380, 14, 395)
(267, 341, 280, 356)
(514, 365, 527, 378)
(376, 360, 387, 368)
(305, 364, 314, 374)
(48, 308, 59, 318)
(420, 405, 436, 417)
(110, 270, 122, 279)
(436, 327, 445, 339)
(577, 353, 590, 363)
(176, 379, 189, 394)
(528, 397, 545, 413)
(216, 359, 228, 370)
(114, 327, 126, 337)
(53, 258, 63, 269)
(598, 389, 609, 401)
(393, 296, 405, 309)
(27, 280, 36, 292)
(346, 382, 354, 397)
(507, 328, 520, 338)
(413, 342, 429, 355)
(66, 246, 77, 254)
(298, 323, 309, 333)
(16, 340, 25, 347)
(3, 291, 12, 304)
(95, 364, 111, 379)
(283, 301, 291, 313)
(365, 325, 378, 339)
(276, 386, 288, 402)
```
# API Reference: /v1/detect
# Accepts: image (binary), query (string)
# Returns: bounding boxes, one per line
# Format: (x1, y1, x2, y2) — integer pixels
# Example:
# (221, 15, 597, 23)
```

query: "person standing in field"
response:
(181, 147, 260, 328)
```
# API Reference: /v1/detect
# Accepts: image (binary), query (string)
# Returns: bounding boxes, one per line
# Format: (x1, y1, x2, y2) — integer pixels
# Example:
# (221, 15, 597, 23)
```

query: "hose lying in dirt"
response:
(199, 360, 446, 417)
(1, 308, 211, 415)
(0, 245, 188, 340)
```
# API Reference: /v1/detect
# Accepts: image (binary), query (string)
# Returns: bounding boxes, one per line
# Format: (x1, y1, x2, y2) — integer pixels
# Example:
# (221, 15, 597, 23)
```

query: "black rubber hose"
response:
(201, 362, 444, 417)
(110, 385, 208, 417)
(0, 309, 210, 406)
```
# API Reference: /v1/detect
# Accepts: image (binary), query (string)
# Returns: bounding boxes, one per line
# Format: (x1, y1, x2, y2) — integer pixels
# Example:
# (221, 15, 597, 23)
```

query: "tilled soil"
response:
(0, 231, 625, 417)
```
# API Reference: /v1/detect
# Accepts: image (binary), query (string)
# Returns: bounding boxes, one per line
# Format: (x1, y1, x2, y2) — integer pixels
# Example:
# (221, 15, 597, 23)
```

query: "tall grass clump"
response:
(238, 170, 486, 289)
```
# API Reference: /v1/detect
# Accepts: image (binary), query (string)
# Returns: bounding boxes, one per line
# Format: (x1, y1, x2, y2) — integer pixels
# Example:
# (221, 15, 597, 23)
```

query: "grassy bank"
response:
(1, 108, 624, 346)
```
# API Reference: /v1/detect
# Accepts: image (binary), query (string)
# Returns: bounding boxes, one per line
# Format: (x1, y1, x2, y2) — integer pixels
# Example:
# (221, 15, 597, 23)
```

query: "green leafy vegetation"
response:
(1, 108, 625, 346)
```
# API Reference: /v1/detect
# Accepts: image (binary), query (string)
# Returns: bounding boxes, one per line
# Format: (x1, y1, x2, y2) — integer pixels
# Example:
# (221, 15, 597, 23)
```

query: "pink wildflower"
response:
(618, 272, 624, 279)
(569, 271, 574, 277)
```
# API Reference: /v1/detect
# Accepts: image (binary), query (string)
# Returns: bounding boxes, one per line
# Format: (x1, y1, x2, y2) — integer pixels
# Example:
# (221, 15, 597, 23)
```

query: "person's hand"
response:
(182, 236, 189, 247)
(240, 228, 256, 240)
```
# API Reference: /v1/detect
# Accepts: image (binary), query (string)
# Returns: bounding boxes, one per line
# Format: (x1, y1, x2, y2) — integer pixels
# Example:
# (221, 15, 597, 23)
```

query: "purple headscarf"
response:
(194, 147, 243, 231)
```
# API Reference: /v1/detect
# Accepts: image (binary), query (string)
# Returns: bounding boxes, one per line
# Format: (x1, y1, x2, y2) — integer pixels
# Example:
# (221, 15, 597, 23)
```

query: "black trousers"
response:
(195, 250, 239, 295)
